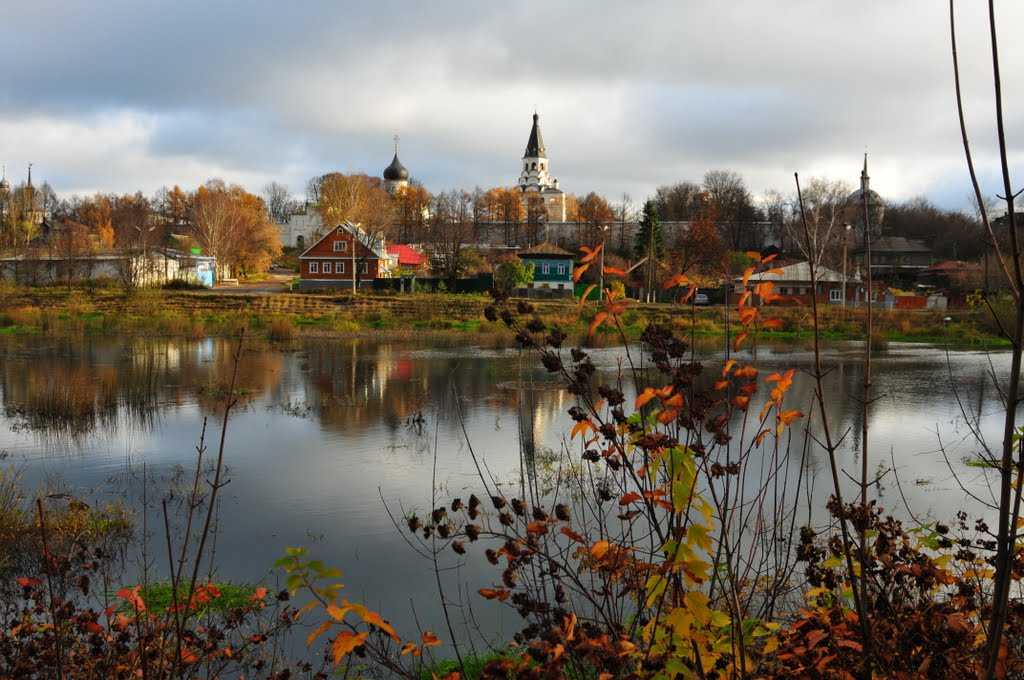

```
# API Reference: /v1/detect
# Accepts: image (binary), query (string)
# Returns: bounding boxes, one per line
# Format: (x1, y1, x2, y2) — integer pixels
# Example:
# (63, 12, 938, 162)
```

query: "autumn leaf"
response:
(714, 379, 729, 391)
(603, 266, 626, 277)
(181, 647, 199, 664)
(741, 266, 756, 287)
(657, 409, 679, 424)
(618, 492, 642, 506)
(570, 419, 596, 440)
(679, 284, 697, 304)
(779, 409, 804, 425)
(573, 263, 591, 282)
(560, 526, 585, 543)
(739, 307, 757, 325)
(721, 359, 737, 377)
(579, 243, 603, 264)
(745, 250, 762, 262)
(635, 387, 657, 409)
(733, 396, 750, 410)
(733, 332, 748, 351)
(738, 290, 752, 307)
(478, 588, 510, 601)
(763, 252, 778, 263)
(664, 393, 684, 407)
(16, 577, 41, 589)
(361, 609, 399, 641)
(762, 318, 784, 330)
(662, 273, 690, 290)
(307, 620, 333, 647)
(578, 284, 597, 307)
(422, 631, 442, 647)
(734, 365, 758, 379)
(400, 641, 421, 657)
(331, 631, 367, 663)
(588, 311, 608, 336)
(117, 586, 146, 613)
(526, 521, 549, 535)
(251, 586, 268, 601)
(590, 540, 611, 560)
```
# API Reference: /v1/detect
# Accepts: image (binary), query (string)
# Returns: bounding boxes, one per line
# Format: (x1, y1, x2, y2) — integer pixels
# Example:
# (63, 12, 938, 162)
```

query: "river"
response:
(0, 334, 1011, 645)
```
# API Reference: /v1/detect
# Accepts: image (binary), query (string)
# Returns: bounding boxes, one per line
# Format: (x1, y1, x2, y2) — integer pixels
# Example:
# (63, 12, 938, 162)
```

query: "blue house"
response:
(517, 242, 574, 295)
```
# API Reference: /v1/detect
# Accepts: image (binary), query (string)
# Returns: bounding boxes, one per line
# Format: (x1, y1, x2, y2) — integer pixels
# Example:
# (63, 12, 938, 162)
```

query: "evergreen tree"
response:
(634, 199, 664, 259)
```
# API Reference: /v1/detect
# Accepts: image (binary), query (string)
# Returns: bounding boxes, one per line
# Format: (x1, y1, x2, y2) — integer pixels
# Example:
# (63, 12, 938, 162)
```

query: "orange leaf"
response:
(679, 284, 697, 304)
(307, 620, 334, 647)
(762, 318, 784, 330)
(331, 631, 367, 664)
(763, 253, 778, 263)
(779, 409, 804, 425)
(478, 588, 510, 601)
(664, 393, 684, 407)
(560, 526, 585, 543)
(722, 359, 737, 377)
(604, 266, 626, 277)
(663, 273, 689, 290)
(741, 266, 755, 287)
(745, 251, 762, 262)
(578, 284, 597, 306)
(657, 408, 679, 423)
(619, 492, 642, 506)
(572, 263, 591, 282)
(400, 641, 421, 657)
(526, 521, 549, 535)
(733, 332, 748, 351)
(580, 243, 603, 264)
(588, 311, 608, 336)
(181, 647, 199, 664)
(734, 365, 758, 379)
(590, 540, 611, 560)
(738, 290, 752, 308)
(251, 587, 268, 601)
(763, 267, 785, 276)
(570, 419, 595, 439)
(361, 609, 399, 641)
(635, 387, 657, 409)
(739, 307, 757, 325)
(733, 396, 750, 410)
(422, 631, 442, 647)
(564, 613, 577, 641)
(117, 586, 146, 613)
(714, 379, 729, 391)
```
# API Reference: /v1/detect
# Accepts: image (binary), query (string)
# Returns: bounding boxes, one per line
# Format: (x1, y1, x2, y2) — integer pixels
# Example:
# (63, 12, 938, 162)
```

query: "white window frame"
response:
(829, 287, 842, 303)
(309, 261, 318, 274)
(542, 263, 550, 274)
(333, 240, 348, 252)
(322, 262, 332, 274)
(336, 261, 346, 274)
(359, 261, 369, 274)
(557, 264, 566, 275)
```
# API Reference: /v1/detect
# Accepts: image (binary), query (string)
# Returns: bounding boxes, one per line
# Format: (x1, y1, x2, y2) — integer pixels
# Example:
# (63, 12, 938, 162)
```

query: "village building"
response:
(297, 221, 390, 289)
(853, 236, 932, 287)
(517, 113, 566, 223)
(386, 243, 427, 274)
(517, 242, 574, 296)
(737, 261, 861, 306)
(0, 248, 215, 287)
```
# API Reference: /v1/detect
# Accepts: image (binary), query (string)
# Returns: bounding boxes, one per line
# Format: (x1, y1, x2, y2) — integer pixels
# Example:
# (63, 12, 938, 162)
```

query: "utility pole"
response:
(647, 215, 655, 303)
(598, 224, 609, 301)
(351, 225, 357, 296)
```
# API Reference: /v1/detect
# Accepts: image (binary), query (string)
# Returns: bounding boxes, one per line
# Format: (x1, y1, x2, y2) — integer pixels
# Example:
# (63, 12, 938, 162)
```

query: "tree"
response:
(524, 193, 546, 246)
(703, 170, 761, 250)
(635, 200, 663, 302)
(886, 196, 985, 260)
(263, 182, 293, 224)
(493, 255, 534, 294)
(674, 198, 725, 278)
(191, 180, 281, 278)
(653, 182, 702, 221)
(577, 192, 615, 245)
(49, 221, 94, 290)
(391, 183, 431, 243)
(784, 177, 852, 270)
(311, 173, 393, 233)
(426, 190, 476, 283)
(616, 193, 632, 254)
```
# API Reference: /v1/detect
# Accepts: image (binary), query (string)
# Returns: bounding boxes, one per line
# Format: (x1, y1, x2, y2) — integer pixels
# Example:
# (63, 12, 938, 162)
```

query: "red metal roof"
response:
(387, 244, 427, 267)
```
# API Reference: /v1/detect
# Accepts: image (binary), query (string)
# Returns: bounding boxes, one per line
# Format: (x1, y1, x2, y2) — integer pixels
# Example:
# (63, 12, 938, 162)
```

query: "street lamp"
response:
(598, 224, 610, 301)
(842, 223, 852, 308)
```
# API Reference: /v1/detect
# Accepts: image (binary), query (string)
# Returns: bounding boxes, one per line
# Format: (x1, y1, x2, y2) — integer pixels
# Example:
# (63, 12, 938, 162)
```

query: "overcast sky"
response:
(2, 1, 1023, 212)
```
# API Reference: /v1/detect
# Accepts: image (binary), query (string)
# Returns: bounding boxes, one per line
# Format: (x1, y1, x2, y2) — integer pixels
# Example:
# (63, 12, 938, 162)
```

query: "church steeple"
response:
(860, 153, 870, 192)
(523, 112, 546, 159)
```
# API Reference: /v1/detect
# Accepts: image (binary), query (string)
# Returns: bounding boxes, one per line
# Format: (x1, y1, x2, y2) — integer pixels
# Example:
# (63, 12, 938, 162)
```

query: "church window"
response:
(540, 163, 545, 170)
(309, 262, 318, 274)
(531, 162, 537, 170)
(296, 235, 305, 249)
(322, 262, 332, 274)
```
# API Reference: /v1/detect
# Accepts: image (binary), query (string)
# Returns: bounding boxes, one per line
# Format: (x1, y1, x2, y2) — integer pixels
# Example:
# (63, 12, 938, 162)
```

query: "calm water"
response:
(0, 334, 1012, 644)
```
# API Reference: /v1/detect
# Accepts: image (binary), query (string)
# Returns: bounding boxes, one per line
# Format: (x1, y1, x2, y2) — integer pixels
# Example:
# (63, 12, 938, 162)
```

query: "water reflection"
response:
(0, 335, 1012, 641)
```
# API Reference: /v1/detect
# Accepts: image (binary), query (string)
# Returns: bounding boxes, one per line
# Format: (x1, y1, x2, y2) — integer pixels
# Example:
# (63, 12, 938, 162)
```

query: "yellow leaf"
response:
(591, 540, 611, 560)
(635, 387, 657, 409)
(361, 609, 399, 641)
(325, 604, 352, 622)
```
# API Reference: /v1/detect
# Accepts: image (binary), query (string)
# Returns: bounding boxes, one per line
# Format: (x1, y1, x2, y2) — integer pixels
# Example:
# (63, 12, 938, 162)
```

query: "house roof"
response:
(517, 242, 573, 258)
(298, 221, 387, 259)
(857, 236, 931, 254)
(523, 112, 547, 158)
(737, 261, 858, 284)
(923, 259, 974, 273)
(387, 244, 426, 267)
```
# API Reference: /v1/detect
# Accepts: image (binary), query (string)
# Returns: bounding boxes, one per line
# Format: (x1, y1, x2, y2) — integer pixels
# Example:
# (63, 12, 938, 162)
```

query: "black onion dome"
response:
(383, 153, 409, 181)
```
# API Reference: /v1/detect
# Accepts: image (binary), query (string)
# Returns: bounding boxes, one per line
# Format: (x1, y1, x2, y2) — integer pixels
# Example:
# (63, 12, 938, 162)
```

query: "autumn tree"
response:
(674, 198, 725, 278)
(524, 193, 546, 246)
(577, 192, 615, 245)
(311, 173, 393, 234)
(635, 199, 664, 301)
(483, 187, 523, 246)
(48, 220, 94, 289)
(154, 185, 193, 231)
(391, 183, 431, 243)
(191, 180, 282, 278)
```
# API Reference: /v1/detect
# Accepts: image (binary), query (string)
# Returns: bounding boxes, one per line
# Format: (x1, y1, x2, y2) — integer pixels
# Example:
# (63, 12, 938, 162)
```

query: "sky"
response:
(2, 1, 1024, 212)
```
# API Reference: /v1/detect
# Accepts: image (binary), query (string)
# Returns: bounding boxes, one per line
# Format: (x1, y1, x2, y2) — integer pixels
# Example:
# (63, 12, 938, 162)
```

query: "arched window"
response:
(524, 162, 528, 171)
(540, 163, 545, 171)
(296, 235, 305, 249)
(531, 162, 537, 170)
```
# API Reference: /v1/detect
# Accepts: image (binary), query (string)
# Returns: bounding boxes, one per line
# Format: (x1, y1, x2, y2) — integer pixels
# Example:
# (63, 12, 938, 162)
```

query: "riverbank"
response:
(0, 284, 1011, 348)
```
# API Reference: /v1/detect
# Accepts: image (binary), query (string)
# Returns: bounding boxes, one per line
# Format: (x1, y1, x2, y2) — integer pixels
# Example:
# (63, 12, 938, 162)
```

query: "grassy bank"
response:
(0, 284, 1010, 348)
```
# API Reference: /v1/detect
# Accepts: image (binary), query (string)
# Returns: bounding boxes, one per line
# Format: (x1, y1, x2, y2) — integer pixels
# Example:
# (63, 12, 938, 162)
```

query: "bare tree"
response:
(703, 170, 761, 250)
(263, 182, 293, 224)
(426, 190, 475, 283)
(783, 177, 851, 270)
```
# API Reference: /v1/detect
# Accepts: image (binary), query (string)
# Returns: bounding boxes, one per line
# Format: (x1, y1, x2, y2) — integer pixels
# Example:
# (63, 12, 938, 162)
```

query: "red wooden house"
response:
(298, 222, 390, 289)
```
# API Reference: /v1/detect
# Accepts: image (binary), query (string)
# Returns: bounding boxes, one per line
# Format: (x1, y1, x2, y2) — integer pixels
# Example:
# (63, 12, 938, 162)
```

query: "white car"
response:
(693, 292, 710, 306)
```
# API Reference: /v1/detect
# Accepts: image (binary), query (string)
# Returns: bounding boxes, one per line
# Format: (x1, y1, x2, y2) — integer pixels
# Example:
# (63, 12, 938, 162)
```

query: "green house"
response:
(517, 242, 574, 293)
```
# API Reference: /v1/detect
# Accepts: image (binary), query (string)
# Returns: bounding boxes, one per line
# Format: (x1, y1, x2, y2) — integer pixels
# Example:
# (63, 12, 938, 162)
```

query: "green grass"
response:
(130, 581, 261, 616)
